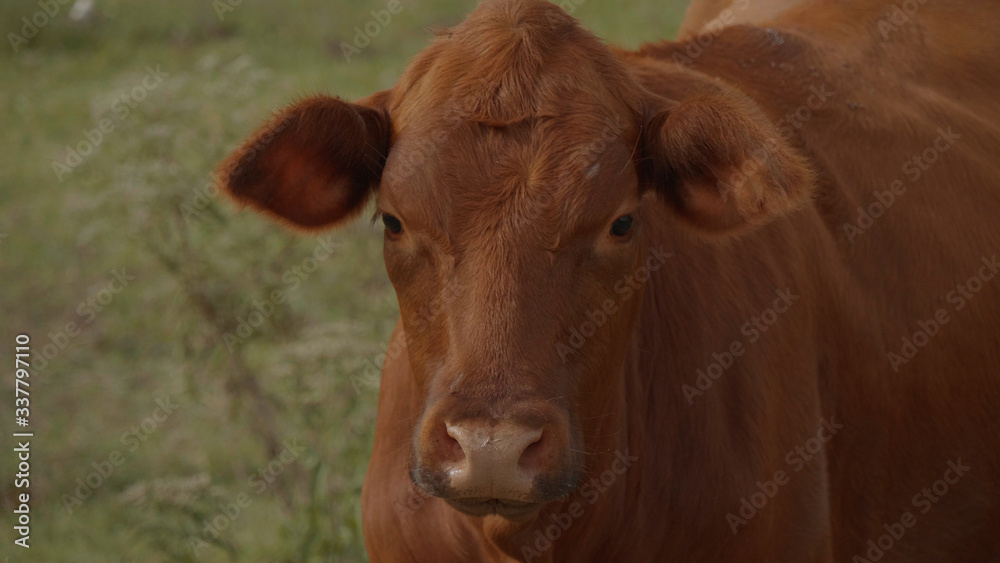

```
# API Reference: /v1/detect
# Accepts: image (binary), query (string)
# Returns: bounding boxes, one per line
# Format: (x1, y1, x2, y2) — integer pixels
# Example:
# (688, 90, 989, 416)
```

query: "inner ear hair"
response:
(218, 95, 392, 230)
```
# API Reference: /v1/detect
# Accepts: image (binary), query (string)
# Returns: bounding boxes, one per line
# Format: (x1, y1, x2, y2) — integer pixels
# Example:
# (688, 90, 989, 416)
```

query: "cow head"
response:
(219, 0, 812, 521)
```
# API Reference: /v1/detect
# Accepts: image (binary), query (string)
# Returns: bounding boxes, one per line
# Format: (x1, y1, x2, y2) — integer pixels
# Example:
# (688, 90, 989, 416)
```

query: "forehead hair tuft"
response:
(397, 0, 643, 127)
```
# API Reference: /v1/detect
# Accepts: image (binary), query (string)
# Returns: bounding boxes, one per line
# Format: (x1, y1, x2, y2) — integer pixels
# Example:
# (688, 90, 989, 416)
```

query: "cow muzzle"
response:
(411, 402, 579, 519)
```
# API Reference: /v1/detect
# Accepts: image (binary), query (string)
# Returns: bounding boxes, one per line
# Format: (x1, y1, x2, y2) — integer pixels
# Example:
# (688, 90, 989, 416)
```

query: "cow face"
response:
(219, 0, 812, 520)
(378, 105, 648, 519)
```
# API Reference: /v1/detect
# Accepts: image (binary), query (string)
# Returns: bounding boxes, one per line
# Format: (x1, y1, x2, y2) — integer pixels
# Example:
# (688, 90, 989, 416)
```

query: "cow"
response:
(217, 0, 1000, 560)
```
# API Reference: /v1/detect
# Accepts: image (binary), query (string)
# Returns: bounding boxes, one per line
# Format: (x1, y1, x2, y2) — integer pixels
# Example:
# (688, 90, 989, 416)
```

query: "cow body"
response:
(218, 0, 1000, 560)
(362, 2, 1000, 561)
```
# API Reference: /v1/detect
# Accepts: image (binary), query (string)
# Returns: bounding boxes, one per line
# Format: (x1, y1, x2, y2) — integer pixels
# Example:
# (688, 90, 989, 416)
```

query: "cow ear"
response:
(218, 93, 392, 229)
(643, 92, 813, 234)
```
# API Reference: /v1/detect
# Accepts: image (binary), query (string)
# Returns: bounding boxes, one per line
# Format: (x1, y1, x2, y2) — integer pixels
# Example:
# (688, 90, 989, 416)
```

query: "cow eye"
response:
(611, 215, 634, 237)
(382, 213, 403, 234)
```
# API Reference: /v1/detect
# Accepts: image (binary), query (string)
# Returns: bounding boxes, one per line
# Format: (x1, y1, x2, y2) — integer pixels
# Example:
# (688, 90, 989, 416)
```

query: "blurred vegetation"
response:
(0, 0, 684, 560)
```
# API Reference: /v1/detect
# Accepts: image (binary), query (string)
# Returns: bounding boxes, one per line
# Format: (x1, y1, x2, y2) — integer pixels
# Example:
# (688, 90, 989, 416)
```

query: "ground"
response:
(0, 0, 683, 560)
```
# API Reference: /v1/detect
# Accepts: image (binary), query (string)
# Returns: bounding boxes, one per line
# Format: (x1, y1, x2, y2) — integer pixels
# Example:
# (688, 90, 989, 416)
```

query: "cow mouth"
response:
(445, 497, 543, 519)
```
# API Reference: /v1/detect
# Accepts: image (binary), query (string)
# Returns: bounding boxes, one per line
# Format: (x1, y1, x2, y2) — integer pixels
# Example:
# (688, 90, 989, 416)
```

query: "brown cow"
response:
(218, 0, 1000, 560)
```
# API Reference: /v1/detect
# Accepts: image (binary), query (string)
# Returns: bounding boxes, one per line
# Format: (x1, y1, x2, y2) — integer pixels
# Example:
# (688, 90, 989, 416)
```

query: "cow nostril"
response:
(517, 430, 548, 472)
(439, 424, 466, 463)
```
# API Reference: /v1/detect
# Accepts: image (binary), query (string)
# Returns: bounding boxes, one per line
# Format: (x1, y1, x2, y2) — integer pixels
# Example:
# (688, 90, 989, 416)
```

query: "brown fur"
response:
(218, 0, 1000, 560)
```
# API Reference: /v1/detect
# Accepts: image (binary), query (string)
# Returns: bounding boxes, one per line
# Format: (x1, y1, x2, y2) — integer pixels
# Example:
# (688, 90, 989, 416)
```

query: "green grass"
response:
(0, 0, 684, 560)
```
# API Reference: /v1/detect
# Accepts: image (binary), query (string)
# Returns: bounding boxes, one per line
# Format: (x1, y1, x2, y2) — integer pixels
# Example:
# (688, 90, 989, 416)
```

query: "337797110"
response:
(15, 334, 29, 427)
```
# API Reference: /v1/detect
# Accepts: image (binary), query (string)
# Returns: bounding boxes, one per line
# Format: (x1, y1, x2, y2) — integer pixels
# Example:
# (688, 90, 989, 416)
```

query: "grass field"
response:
(0, 1, 685, 560)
